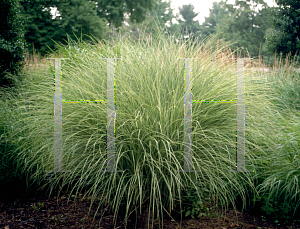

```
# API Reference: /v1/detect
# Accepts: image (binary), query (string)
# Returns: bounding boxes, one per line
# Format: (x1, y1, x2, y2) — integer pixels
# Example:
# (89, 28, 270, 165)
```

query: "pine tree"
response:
(176, 4, 201, 42)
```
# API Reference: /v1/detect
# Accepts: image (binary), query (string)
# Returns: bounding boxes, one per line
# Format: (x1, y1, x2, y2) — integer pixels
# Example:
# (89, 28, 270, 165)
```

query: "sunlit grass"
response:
(1, 21, 300, 228)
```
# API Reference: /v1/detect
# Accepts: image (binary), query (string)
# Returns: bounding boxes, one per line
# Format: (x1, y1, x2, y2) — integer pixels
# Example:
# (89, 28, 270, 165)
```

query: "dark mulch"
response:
(0, 178, 299, 229)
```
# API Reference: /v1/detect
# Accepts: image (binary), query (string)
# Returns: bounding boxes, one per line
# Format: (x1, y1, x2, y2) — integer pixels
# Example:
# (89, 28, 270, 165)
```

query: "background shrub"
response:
(0, 0, 28, 90)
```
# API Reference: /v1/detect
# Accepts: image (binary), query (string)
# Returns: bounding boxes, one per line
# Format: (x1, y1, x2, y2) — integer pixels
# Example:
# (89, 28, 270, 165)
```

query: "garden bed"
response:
(1, 188, 298, 229)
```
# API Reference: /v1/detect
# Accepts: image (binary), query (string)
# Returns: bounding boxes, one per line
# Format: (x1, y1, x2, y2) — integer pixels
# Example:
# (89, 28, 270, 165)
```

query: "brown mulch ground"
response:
(0, 179, 299, 229)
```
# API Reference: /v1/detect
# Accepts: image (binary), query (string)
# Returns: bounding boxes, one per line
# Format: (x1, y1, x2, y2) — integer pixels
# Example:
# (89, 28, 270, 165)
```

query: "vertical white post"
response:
(237, 59, 245, 171)
(46, 58, 71, 179)
(106, 58, 119, 172)
(54, 59, 62, 172)
(184, 59, 193, 172)
(177, 58, 200, 173)
(97, 58, 122, 173)
(230, 58, 253, 173)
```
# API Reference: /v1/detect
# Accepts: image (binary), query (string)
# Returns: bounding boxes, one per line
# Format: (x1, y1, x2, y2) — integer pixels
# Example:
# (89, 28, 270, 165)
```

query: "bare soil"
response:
(1, 179, 300, 229)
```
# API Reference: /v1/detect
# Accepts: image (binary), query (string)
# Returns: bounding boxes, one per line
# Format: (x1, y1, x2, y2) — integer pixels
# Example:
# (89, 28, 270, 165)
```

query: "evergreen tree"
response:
(19, 0, 62, 58)
(175, 4, 201, 42)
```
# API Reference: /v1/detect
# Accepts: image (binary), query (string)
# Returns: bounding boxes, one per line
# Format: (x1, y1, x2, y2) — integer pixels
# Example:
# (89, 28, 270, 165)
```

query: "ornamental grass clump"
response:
(245, 52, 300, 225)
(0, 24, 289, 228)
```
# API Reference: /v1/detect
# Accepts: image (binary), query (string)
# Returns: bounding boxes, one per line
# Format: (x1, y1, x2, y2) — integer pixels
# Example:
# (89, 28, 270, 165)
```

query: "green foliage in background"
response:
(198, 0, 300, 68)
(94, 0, 158, 28)
(18, 0, 59, 58)
(264, 0, 300, 66)
(12, 0, 300, 71)
(115, 0, 177, 44)
(0, 0, 28, 90)
(17, 0, 159, 58)
(174, 3, 201, 42)
(212, 0, 273, 58)
(51, 0, 109, 50)
(199, 1, 235, 38)
(18, 0, 110, 58)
